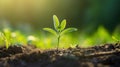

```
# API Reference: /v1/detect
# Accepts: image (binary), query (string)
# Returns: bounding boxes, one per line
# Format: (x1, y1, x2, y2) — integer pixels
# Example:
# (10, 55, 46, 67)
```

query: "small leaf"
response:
(112, 36, 118, 41)
(0, 32, 5, 40)
(43, 28, 57, 36)
(60, 19, 66, 31)
(60, 28, 77, 35)
(53, 15, 60, 30)
(0, 32, 9, 49)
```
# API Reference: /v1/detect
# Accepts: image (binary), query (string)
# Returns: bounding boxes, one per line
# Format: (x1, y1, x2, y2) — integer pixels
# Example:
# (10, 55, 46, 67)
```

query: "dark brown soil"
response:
(0, 43, 120, 67)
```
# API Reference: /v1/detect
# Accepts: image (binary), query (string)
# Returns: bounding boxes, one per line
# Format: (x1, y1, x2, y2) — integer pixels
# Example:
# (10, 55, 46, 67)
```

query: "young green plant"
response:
(43, 15, 77, 50)
(112, 36, 120, 43)
(0, 32, 10, 49)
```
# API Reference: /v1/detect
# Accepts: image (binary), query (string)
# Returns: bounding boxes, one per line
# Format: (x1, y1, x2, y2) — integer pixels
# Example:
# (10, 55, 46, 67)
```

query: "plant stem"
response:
(57, 35, 60, 51)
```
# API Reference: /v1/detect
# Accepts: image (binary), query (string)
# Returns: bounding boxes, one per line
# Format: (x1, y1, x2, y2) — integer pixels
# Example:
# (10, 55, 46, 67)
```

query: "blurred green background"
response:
(0, 0, 120, 49)
(0, 0, 120, 33)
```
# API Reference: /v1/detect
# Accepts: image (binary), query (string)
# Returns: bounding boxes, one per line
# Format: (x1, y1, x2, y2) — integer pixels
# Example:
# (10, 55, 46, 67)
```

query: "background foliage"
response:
(0, 0, 120, 49)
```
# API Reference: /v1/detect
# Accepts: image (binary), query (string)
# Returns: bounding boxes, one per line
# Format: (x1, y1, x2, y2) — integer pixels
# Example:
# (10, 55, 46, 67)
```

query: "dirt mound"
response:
(0, 43, 120, 67)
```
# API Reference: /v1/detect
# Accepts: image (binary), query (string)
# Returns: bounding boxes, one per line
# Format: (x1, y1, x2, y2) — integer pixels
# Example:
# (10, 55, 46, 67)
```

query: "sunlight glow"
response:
(27, 35, 36, 41)
(0, 0, 47, 18)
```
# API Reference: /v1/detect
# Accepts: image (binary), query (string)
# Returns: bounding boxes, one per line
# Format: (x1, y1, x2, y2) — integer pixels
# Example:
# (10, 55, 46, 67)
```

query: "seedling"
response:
(0, 32, 10, 49)
(112, 36, 120, 43)
(43, 15, 77, 50)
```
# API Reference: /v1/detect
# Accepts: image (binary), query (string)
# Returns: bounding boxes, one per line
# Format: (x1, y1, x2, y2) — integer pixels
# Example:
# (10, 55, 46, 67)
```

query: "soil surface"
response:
(0, 43, 120, 67)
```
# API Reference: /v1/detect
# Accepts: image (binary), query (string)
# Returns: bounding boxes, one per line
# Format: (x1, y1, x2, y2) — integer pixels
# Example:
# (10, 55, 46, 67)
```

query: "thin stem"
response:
(57, 35, 60, 51)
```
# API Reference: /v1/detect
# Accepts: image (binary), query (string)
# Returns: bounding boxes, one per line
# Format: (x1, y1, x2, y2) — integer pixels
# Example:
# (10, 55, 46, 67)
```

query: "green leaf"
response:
(0, 32, 4, 40)
(53, 15, 60, 30)
(112, 36, 118, 41)
(60, 28, 77, 35)
(43, 28, 57, 36)
(60, 19, 66, 31)
(0, 32, 9, 49)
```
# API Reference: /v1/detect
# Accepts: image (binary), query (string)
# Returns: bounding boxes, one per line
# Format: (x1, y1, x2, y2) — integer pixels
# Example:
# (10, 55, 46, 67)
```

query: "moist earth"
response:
(0, 43, 120, 67)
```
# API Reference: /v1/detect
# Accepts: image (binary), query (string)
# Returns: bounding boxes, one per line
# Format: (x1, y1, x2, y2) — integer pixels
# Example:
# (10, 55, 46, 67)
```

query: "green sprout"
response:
(112, 36, 120, 43)
(0, 32, 10, 49)
(43, 15, 77, 50)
